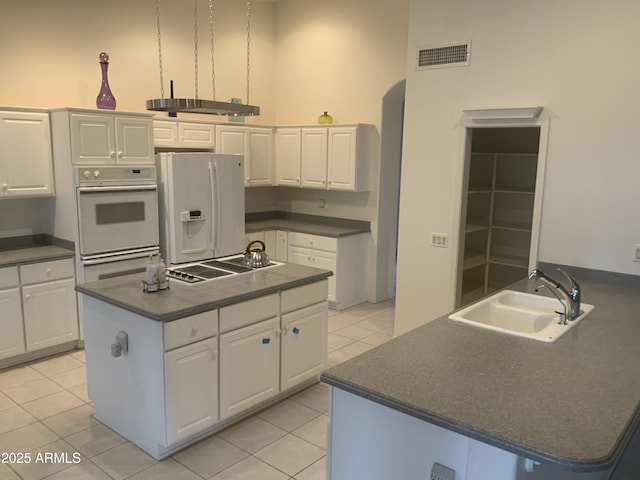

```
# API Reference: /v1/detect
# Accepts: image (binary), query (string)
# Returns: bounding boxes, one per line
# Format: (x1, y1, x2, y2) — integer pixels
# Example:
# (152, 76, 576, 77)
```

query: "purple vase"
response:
(96, 52, 116, 110)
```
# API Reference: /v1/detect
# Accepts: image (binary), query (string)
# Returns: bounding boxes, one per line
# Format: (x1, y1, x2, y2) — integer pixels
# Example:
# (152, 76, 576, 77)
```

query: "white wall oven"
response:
(75, 166, 159, 281)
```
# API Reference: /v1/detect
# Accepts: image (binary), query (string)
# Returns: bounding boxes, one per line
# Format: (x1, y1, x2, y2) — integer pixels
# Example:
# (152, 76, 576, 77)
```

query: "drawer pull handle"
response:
(190, 327, 198, 337)
(292, 327, 300, 335)
(262, 337, 271, 344)
(46, 268, 53, 275)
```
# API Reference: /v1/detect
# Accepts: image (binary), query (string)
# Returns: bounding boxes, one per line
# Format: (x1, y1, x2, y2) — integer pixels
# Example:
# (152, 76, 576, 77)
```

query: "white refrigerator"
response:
(157, 152, 245, 265)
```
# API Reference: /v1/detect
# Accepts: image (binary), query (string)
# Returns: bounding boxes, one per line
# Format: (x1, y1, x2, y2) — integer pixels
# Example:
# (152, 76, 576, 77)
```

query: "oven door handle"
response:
(82, 249, 158, 265)
(78, 185, 157, 193)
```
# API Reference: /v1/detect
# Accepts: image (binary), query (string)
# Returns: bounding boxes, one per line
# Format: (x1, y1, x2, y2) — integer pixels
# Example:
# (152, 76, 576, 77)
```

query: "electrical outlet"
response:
(431, 233, 448, 248)
(634, 245, 640, 262)
(430, 462, 455, 480)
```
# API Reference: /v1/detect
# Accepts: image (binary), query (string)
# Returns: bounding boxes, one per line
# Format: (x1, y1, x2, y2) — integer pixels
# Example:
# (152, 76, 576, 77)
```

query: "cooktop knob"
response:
(83, 170, 91, 179)
(93, 170, 100, 178)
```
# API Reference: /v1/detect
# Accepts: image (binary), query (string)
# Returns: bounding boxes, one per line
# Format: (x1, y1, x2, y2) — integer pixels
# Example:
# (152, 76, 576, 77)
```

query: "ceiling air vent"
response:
(416, 41, 471, 70)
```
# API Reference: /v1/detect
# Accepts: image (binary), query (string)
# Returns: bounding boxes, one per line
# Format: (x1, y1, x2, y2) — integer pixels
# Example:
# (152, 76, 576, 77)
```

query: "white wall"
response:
(0, 0, 277, 124)
(273, 0, 409, 126)
(395, 0, 640, 334)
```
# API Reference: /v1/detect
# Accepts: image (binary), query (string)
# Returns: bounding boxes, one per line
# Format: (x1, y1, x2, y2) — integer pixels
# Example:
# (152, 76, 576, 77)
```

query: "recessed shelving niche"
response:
(456, 127, 541, 308)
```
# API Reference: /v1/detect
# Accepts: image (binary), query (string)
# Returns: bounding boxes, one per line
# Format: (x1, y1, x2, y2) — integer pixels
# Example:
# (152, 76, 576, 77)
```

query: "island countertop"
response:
(321, 265, 640, 472)
(76, 262, 332, 322)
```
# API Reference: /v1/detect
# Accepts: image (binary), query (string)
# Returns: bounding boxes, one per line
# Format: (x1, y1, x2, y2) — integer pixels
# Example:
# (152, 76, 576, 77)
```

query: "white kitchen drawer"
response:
(20, 258, 75, 285)
(0, 266, 19, 289)
(288, 232, 337, 252)
(219, 293, 279, 333)
(281, 280, 329, 314)
(164, 310, 219, 351)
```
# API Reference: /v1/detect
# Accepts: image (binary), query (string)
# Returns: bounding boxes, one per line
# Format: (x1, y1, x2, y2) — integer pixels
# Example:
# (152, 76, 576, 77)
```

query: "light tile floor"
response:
(0, 299, 395, 480)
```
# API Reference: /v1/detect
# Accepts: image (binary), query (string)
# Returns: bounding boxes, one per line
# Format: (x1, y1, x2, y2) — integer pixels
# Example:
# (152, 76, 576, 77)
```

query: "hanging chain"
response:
(193, 0, 199, 99)
(246, 1, 251, 105)
(155, 0, 165, 99)
(208, 0, 216, 100)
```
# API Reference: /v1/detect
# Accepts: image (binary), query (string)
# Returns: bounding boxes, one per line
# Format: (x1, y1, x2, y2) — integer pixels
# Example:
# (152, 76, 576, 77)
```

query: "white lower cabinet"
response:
(281, 302, 328, 391)
(260, 229, 287, 261)
(0, 266, 25, 360)
(219, 317, 280, 420)
(22, 278, 77, 351)
(164, 336, 219, 444)
(288, 232, 368, 309)
(0, 259, 79, 365)
(289, 246, 337, 303)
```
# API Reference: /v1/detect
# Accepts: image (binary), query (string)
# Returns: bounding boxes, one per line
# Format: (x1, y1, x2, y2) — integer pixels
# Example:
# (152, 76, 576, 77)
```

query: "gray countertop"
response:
(76, 262, 332, 322)
(245, 212, 370, 238)
(321, 266, 640, 472)
(0, 245, 75, 268)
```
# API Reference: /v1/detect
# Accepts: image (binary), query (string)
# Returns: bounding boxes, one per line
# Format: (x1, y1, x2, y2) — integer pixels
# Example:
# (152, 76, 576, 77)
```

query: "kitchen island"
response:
(76, 262, 332, 459)
(321, 265, 640, 479)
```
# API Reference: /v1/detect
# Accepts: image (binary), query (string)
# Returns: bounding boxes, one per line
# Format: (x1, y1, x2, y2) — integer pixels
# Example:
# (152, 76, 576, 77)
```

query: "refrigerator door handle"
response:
(210, 161, 222, 252)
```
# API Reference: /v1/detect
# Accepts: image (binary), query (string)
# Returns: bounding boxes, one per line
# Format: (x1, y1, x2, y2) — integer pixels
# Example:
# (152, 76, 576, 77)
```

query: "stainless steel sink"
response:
(449, 290, 595, 343)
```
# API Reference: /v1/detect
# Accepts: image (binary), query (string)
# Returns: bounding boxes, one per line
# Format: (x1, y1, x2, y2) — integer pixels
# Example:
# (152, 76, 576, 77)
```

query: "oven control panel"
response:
(75, 166, 157, 186)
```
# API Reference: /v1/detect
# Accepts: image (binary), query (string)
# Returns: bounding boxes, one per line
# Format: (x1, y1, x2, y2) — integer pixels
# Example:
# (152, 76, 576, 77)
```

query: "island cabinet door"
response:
(219, 317, 280, 420)
(164, 336, 219, 445)
(281, 302, 328, 391)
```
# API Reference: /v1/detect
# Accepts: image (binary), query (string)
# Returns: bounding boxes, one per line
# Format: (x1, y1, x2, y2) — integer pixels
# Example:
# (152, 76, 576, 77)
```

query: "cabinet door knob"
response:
(46, 268, 53, 275)
(292, 327, 300, 335)
(117, 151, 124, 158)
(110, 151, 116, 158)
(1, 184, 8, 190)
(24, 294, 32, 301)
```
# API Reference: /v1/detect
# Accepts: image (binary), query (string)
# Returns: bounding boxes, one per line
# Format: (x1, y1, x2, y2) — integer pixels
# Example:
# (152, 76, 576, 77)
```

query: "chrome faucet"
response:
(528, 268, 581, 324)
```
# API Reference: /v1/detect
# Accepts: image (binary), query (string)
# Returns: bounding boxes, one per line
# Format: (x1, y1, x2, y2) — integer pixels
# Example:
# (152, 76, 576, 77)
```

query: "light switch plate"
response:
(431, 233, 448, 248)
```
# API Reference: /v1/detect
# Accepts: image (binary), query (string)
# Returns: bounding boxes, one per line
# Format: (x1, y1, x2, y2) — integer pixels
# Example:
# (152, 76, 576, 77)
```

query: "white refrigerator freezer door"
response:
(166, 154, 215, 264)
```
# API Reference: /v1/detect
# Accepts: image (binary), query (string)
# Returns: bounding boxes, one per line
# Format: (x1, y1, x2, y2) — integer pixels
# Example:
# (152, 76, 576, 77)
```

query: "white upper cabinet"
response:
(275, 124, 371, 192)
(301, 128, 328, 188)
(0, 109, 54, 198)
(216, 125, 274, 186)
(153, 119, 215, 150)
(328, 126, 368, 191)
(51, 109, 154, 165)
(275, 128, 302, 187)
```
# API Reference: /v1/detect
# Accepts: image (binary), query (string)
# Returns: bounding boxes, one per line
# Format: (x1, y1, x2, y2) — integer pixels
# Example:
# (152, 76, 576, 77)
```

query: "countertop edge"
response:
(0, 245, 75, 268)
(245, 212, 371, 237)
(320, 372, 626, 472)
(76, 271, 332, 322)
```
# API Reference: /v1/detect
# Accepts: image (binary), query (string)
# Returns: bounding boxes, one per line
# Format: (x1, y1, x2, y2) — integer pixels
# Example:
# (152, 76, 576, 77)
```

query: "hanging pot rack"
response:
(146, 0, 260, 116)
